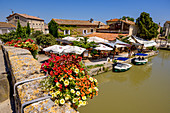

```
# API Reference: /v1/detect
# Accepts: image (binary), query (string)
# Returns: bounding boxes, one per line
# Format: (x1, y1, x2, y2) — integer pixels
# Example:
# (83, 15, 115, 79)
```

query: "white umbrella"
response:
(94, 44, 113, 50)
(62, 45, 86, 55)
(62, 36, 77, 41)
(88, 36, 109, 43)
(43, 45, 66, 54)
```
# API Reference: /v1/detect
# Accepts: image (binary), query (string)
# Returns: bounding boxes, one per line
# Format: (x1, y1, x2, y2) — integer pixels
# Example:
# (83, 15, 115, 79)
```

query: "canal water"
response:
(79, 50, 170, 113)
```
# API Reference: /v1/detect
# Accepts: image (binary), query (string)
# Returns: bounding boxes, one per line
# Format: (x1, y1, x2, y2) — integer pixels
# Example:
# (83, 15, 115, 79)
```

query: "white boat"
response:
(134, 58, 148, 65)
(113, 63, 132, 72)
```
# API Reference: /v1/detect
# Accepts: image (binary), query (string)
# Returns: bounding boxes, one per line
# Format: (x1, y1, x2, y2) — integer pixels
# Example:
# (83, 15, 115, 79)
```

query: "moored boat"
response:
(113, 63, 132, 72)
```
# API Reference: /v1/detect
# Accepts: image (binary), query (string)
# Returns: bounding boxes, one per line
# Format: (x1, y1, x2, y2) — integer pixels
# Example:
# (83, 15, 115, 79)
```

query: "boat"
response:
(133, 58, 148, 65)
(113, 63, 132, 72)
(132, 53, 148, 65)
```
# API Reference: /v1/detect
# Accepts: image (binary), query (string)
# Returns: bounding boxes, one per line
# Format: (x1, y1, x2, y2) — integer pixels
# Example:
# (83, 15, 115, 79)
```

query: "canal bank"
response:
(79, 50, 170, 113)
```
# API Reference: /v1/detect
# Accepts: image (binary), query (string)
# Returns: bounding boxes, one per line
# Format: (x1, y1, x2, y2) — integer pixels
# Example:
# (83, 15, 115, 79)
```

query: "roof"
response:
(93, 21, 106, 25)
(53, 19, 100, 26)
(6, 13, 44, 21)
(0, 22, 16, 28)
(106, 18, 135, 25)
(86, 33, 128, 41)
(165, 21, 170, 24)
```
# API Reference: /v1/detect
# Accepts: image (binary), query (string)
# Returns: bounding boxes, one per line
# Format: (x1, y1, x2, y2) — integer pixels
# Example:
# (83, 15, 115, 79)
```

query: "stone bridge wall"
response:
(2, 45, 77, 113)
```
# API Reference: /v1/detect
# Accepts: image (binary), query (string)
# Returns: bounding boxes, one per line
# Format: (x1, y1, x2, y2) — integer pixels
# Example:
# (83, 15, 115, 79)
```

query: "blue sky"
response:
(0, 0, 169, 26)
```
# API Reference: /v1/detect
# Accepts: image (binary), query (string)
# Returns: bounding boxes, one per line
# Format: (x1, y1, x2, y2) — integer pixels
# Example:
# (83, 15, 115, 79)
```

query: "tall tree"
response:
(136, 12, 159, 40)
(26, 22, 31, 36)
(16, 20, 23, 38)
(48, 19, 58, 38)
(121, 16, 134, 22)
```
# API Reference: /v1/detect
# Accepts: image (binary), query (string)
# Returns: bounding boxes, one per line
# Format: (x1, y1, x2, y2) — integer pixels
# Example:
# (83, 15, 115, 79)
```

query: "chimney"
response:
(125, 18, 128, 22)
(89, 18, 94, 23)
(12, 11, 14, 14)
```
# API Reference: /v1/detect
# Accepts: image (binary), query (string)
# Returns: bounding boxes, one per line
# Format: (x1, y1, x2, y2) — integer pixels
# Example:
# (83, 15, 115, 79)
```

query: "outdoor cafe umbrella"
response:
(88, 36, 109, 43)
(94, 44, 113, 50)
(43, 45, 66, 54)
(62, 45, 86, 55)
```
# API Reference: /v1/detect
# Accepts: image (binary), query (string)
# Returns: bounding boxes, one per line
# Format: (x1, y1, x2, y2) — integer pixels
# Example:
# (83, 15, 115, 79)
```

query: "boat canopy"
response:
(116, 57, 129, 61)
(135, 53, 148, 56)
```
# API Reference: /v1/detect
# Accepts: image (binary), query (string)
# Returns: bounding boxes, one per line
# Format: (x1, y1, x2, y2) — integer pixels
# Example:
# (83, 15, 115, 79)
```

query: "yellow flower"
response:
(76, 91, 80, 96)
(65, 96, 69, 101)
(54, 99, 59, 104)
(64, 80, 69, 86)
(75, 85, 79, 90)
(72, 98, 78, 103)
(94, 79, 97, 83)
(60, 99, 65, 105)
(82, 101, 87, 106)
(56, 82, 60, 87)
(89, 77, 93, 82)
(94, 87, 99, 91)
(89, 88, 92, 93)
(71, 89, 75, 93)
(55, 90, 60, 95)
(74, 68, 79, 73)
(82, 96, 86, 100)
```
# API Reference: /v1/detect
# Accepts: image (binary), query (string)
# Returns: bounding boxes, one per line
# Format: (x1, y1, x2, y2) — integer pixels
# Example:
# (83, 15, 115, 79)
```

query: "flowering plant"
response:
(41, 54, 98, 109)
(5, 38, 38, 59)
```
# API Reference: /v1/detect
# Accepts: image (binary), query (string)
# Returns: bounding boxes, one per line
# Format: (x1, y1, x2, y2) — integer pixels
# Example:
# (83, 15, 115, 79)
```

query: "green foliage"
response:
(48, 19, 59, 38)
(36, 34, 56, 46)
(72, 37, 98, 49)
(16, 20, 26, 38)
(136, 12, 159, 40)
(113, 60, 117, 63)
(90, 49, 98, 56)
(121, 16, 135, 22)
(26, 22, 31, 36)
(30, 30, 43, 39)
(147, 46, 157, 51)
(0, 30, 17, 42)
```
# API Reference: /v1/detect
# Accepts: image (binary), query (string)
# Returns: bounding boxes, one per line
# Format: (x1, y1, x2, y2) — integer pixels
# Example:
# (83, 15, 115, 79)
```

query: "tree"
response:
(26, 22, 31, 36)
(121, 16, 134, 22)
(16, 20, 26, 38)
(136, 12, 159, 40)
(36, 34, 56, 46)
(30, 30, 43, 39)
(48, 19, 58, 38)
(16, 20, 23, 38)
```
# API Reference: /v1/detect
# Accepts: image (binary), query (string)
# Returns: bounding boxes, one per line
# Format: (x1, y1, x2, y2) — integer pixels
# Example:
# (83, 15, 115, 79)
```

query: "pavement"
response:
(0, 45, 13, 113)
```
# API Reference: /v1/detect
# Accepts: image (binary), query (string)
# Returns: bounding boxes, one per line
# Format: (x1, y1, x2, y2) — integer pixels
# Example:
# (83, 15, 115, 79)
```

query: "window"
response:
(83, 30, 87, 34)
(91, 29, 93, 33)
(64, 30, 70, 35)
(15, 16, 19, 19)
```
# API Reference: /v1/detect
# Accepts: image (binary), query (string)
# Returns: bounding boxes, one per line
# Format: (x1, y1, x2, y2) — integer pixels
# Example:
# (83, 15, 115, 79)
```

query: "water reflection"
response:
(96, 60, 152, 88)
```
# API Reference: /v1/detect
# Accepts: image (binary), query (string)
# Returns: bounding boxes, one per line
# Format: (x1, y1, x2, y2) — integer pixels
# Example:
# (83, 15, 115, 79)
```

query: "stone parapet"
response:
(2, 46, 77, 113)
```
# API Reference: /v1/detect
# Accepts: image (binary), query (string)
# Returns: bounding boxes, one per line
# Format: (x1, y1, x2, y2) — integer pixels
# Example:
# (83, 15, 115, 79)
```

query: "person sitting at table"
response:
(142, 57, 144, 60)
(138, 56, 141, 60)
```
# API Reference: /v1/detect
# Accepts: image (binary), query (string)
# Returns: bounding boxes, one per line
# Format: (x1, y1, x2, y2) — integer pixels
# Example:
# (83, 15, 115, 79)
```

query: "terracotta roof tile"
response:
(53, 19, 100, 26)
(86, 33, 128, 41)
(166, 21, 170, 24)
(7, 13, 44, 21)
(0, 22, 16, 28)
(106, 18, 135, 25)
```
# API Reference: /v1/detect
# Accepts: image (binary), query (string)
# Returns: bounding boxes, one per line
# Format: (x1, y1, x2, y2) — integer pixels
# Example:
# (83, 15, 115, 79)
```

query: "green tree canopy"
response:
(16, 20, 26, 38)
(26, 22, 31, 36)
(30, 30, 43, 39)
(36, 34, 56, 46)
(136, 12, 159, 40)
(121, 16, 134, 22)
(48, 19, 59, 38)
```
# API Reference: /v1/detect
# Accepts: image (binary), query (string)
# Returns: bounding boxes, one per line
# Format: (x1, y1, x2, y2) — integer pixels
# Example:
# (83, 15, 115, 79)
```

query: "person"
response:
(142, 57, 144, 60)
(138, 56, 141, 60)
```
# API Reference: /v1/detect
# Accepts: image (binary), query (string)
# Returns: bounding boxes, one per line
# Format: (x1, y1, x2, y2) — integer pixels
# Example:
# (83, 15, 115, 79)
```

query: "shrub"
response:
(36, 34, 56, 46)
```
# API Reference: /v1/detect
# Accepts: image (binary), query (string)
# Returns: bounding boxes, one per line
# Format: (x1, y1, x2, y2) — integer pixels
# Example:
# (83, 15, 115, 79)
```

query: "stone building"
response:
(51, 18, 106, 36)
(97, 18, 138, 36)
(6, 13, 45, 32)
(163, 21, 170, 37)
(0, 22, 16, 34)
